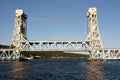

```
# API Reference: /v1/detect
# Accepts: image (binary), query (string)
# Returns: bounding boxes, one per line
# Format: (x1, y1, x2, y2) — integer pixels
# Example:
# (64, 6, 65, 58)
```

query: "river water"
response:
(0, 58, 120, 80)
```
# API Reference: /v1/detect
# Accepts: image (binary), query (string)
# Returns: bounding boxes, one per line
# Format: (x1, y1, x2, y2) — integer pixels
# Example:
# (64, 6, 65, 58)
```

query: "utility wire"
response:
(28, 16, 86, 21)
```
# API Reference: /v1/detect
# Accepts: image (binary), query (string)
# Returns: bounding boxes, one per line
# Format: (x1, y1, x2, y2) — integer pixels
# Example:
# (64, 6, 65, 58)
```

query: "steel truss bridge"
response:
(1, 7, 120, 60)
(20, 40, 91, 51)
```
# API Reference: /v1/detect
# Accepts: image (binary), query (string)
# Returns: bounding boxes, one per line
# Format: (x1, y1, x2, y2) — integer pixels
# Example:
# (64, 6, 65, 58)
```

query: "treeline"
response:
(21, 51, 89, 58)
(0, 44, 10, 49)
(0, 44, 15, 49)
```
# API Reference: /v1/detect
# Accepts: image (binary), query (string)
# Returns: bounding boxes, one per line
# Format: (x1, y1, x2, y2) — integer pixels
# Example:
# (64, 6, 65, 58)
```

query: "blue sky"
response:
(0, 0, 120, 48)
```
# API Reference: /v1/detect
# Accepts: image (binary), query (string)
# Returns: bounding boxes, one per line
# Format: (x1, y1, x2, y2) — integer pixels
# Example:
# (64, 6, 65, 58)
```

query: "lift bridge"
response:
(1, 7, 120, 60)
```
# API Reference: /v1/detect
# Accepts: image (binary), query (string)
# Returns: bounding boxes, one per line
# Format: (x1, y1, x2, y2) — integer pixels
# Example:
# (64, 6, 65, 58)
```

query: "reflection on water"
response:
(87, 61, 103, 80)
(0, 59, 120, 80)
(0, 61, 27, 79)
(10, 61, 27, 79)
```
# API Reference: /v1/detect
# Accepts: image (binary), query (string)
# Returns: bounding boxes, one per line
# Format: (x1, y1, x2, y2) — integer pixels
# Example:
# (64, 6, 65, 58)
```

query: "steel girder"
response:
(19, 40, 91, 52)
(91, 49, 120, 59)
(0, 49, 20, 60)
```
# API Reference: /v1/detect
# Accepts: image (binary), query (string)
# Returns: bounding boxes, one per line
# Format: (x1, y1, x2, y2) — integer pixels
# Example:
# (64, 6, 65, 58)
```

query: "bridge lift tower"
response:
(11, 9, 27, 47)
(86, 8, 103, 50)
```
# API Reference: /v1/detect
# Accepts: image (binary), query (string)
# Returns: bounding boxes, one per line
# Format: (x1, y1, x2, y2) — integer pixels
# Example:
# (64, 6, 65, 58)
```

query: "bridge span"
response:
(19, 40, 91, 52)
(0, 40, 91, 60)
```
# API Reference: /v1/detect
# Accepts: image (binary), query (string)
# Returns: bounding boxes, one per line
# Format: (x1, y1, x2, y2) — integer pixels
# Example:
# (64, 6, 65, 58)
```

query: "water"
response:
(0, 58, 120, 80)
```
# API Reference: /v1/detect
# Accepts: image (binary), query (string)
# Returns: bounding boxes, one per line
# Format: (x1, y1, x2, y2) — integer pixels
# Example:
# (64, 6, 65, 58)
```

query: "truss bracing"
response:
(19, 40, 91, 52)
(0, 49, 21, 60)
(91, 49, 120, 60)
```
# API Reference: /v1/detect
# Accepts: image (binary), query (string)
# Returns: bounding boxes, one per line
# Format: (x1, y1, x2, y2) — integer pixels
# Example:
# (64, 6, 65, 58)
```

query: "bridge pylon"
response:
(86, 7, 103, 50)
(11, 9, 27, 47)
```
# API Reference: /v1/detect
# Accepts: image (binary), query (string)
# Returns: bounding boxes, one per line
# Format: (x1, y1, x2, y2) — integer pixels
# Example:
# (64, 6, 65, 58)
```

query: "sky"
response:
(0, 0, 120, 48)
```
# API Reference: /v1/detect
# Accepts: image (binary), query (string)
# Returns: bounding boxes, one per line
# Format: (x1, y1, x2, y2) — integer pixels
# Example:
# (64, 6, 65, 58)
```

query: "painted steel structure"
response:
(91, 48, 120, 60)
(19, 40, 91, 52)
(11, 9, 27, 47)
(86, 8, 103, 50)
(0, 49, 20, 60)
(0, 7, 120, 60)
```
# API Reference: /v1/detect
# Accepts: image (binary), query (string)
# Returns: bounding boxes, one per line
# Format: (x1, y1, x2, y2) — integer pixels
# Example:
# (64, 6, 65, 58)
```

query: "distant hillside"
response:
(21, 51, 89, 58)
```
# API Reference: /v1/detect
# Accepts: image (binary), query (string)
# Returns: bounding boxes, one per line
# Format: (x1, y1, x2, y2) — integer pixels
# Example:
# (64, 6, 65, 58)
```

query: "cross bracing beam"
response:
(19, 40, 92, 52)
(91, 48, 120, 59)
(0, 49, 20, 60)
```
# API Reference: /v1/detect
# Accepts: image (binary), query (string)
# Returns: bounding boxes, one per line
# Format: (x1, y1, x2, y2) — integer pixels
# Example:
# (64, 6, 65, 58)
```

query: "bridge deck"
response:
(0, 49, 18, 51)
(96, 48, 120, 50)
(20, 40, 91, 44)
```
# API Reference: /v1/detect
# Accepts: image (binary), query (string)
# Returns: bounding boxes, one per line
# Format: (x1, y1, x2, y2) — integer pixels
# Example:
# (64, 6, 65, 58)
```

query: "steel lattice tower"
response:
(11, 9, 27, 47)
(86, 7, 103, 49)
